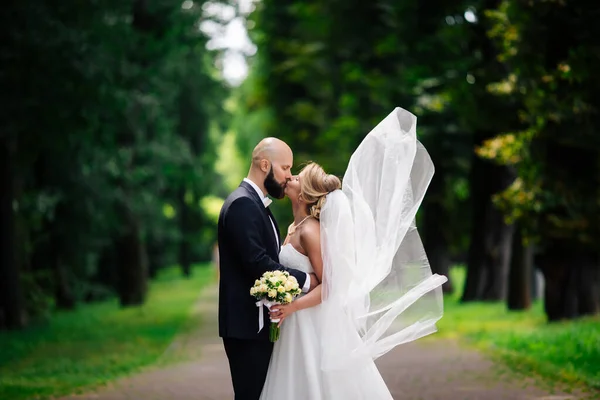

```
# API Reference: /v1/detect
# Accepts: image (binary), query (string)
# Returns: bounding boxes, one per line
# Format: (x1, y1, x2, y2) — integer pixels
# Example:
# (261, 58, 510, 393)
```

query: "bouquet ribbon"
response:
(256, 299, 280, 333)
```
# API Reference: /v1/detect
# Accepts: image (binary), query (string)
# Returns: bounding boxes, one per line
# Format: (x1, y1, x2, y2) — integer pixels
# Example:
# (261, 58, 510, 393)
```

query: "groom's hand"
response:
(308, 273, 319, 291)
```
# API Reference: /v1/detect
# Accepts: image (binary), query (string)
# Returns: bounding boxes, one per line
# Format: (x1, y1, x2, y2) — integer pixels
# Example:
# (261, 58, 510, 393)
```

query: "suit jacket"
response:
(218, 181, 308, 340)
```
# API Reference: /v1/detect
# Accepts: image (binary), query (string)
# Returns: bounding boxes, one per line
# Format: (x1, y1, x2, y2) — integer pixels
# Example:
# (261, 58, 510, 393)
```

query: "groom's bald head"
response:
(248, 137, 293, 199)
(252, 138, 292, 169)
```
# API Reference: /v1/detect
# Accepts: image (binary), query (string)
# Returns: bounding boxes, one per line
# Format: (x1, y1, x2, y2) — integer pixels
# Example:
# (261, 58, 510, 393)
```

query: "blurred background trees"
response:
(1, 0, 598, 331)
(0, 0, 228, 329)
(238, 0, 599, 321)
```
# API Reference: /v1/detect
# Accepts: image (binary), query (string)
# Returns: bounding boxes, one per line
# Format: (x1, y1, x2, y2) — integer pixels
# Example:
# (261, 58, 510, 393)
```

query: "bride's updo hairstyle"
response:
(299, 162, 341, 220)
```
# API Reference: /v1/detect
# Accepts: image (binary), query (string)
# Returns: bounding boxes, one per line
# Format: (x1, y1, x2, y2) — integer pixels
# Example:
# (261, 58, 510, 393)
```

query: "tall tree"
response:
(0, 136, 24, 329)
(507, 225, 533, 310)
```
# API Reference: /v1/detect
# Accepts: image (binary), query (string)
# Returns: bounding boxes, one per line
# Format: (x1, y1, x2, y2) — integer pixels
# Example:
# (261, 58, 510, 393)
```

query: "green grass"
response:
(437, 266, 600, 392)
(0, 264, 216, 400)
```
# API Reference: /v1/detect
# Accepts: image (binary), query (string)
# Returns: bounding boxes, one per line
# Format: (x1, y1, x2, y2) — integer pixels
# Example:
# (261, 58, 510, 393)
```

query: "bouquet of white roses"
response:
(250, 270, 302, 342)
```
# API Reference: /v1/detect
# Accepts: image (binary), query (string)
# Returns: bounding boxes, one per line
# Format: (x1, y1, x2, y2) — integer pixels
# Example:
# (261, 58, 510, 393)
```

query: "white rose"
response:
(268, 289, 277, 298)
(259, 284, 268, 293)
(250, 287, 255, 295)
(255, 279, 261, 286)
(277, 286, 285, 293)
(273, 270, 283, 277)
(284, 293, 293, 303)
(284, 281, 294, 291)
(269, 277, 279, 285)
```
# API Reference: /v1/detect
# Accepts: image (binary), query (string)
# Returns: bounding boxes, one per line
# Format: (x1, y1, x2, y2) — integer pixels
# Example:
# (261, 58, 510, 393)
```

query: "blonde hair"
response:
(299, 162, 341, 220)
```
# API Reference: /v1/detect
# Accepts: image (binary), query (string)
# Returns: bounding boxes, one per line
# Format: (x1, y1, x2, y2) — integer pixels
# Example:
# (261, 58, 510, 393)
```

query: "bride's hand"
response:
(270, 303, 298, 327)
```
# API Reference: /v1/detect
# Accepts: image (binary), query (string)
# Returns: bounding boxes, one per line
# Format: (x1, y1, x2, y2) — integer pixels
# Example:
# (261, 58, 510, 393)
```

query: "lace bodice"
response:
(279, 244, 313, 274)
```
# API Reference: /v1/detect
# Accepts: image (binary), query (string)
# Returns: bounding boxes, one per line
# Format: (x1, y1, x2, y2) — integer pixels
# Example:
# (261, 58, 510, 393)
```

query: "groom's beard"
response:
(264, 167, 286, 199)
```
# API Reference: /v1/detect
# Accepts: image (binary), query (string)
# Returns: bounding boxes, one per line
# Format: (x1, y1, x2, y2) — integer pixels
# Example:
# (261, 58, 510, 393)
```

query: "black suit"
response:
(218, 180, 307, 400)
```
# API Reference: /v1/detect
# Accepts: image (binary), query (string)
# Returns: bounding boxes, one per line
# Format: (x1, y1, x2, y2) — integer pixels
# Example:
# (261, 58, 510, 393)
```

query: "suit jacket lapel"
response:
(265, 206, 281, 249)
(239, 181, 280, 253)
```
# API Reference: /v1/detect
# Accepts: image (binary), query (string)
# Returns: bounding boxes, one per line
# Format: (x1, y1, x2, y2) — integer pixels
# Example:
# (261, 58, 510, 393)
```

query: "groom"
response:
(218, 137, 317, 400)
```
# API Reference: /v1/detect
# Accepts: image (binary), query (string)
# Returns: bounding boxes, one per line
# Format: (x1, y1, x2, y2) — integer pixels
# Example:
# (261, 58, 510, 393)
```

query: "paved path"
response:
(62, 286, 585, 400)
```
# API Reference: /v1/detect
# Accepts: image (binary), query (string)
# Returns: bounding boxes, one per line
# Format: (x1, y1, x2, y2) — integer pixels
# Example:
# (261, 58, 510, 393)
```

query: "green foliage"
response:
(1, 0, 229, 320)
(214, 129, 246, 193)
(479, 0, 600, 246)
(0, 265, 215, 400)
(238, 1, 599, 319)
(240, 0, 477, 253)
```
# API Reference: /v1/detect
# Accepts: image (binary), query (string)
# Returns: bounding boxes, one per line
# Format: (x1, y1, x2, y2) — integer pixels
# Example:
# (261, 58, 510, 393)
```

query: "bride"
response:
(260, 107, 448, 399)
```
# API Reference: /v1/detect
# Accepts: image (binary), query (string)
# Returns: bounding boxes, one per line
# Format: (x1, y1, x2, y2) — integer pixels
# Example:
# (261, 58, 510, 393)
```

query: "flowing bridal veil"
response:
(319, 107, 448, 374)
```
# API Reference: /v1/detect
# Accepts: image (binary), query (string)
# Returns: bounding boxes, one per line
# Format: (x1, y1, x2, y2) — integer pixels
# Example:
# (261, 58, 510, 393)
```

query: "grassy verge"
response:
(0, 264, 216, 400)
(436, 266, 600, 392)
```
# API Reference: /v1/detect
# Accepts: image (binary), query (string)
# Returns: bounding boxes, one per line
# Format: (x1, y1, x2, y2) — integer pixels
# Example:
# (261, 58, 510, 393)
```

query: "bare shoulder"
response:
(299, 218, 320, 247)
(303, 217, 320, 234)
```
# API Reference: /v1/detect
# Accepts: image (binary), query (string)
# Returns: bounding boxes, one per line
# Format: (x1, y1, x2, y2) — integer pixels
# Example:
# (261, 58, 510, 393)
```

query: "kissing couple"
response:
(217, 107, 448, 400)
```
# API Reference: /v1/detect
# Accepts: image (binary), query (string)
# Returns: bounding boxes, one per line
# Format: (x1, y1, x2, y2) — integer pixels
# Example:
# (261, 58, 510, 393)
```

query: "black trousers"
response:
(223, 337, 274, 400)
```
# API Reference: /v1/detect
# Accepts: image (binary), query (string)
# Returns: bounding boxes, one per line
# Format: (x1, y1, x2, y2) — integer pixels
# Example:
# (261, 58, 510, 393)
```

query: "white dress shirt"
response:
(243, 178, 311, 292)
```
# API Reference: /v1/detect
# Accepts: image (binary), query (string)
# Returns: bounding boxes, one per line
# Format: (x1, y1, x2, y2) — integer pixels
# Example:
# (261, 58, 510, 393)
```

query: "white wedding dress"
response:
(259, 244, 393, 400)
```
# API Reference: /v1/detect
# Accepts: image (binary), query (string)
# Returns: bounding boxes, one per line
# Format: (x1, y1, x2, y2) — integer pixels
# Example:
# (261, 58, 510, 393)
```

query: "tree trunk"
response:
(426, 232, 453, 293)
(146, 235, 163, 279)
(531, 265, 541, 300)
(116, 205, 148, 307)
(507, 226, 532, 310)
(577, 253, 600, 316)
(53, 256, 75, 310)
(0, 136, 25, 329)
(96, 243, 117, 288)
(480, 211, 514, 301)
(422, 171, 453, 294)
(462, 150, 493, 301)
(178, 188, 192, 278)
(50, 205, 76, 310)
(463, 151, 514, 302)
(537, 243, 600, 321)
